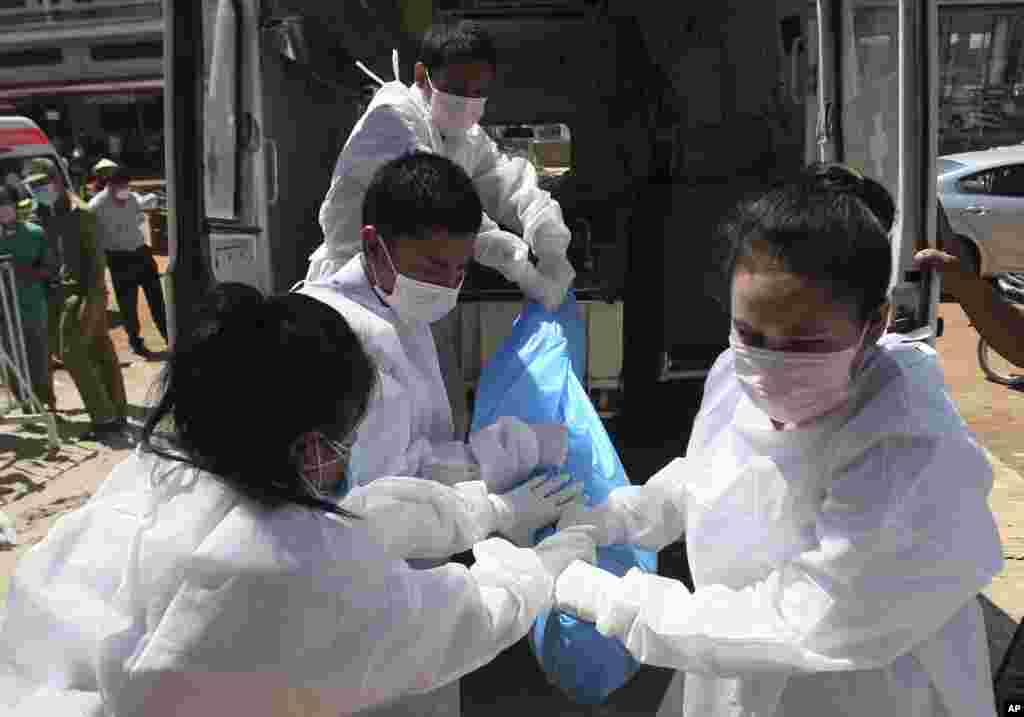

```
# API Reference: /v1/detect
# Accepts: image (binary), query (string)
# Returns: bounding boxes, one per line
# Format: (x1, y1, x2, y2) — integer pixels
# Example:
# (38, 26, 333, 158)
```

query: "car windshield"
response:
(937, 158, 966, 176)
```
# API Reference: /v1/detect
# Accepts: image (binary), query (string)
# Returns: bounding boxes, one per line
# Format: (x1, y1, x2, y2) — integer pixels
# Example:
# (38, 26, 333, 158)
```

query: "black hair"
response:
(719, 162, 895, 322)
(419, 21, 497, 74)
(140, 282, 377, 517)
(362, 151, 482, 240)
(0, 185, 14, 207)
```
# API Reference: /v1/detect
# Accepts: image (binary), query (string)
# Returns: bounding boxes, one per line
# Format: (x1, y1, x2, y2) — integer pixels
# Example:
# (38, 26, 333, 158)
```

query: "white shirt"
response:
(87, 188, 146, 252)
(555, 334, 1003, 717)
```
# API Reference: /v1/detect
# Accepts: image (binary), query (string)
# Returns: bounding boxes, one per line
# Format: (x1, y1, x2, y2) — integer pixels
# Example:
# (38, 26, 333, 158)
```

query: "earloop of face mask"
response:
(294, 433, 349, 499)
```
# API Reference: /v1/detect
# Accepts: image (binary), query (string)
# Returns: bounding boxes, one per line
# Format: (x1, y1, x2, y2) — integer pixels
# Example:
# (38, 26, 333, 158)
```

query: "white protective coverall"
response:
(299, 259, 562, 495)
(0, 450, 563, 717)
(306, 54, 575, 440)
(553, 334, 1004, 716)
(307, 52, 574, 308)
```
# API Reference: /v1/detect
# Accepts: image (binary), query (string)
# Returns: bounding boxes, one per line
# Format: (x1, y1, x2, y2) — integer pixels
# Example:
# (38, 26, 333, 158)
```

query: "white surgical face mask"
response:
(426, 71, 487, 133)
(730, 323, 869, 426)
(368, 237, 461, 325)
(114, 187, 131, 201)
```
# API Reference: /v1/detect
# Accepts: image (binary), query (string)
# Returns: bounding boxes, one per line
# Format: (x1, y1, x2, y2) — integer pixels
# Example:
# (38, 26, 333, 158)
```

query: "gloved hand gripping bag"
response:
(470, 290, 657, 705)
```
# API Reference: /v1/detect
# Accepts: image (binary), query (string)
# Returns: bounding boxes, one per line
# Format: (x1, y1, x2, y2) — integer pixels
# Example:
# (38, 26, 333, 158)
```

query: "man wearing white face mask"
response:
(88, 166, 168, 357)
(300, 149, 574, 717)
(307, 21, 576, 440)
(301, 152, 569, 498)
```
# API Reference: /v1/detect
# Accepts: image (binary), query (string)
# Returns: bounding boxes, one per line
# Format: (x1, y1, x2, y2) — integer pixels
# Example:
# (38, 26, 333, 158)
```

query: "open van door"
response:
(165, 0, 272, 345)
(812, 0, 941, 343)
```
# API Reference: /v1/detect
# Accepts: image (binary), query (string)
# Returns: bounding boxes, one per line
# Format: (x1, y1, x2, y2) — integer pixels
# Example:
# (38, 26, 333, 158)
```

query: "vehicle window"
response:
(958, 169, 993, 194)
(840, 1, 899, 198)
(990, 164, 1024, 197)
(203, 0, 239, 221)
(939, 8, 1024, 155)
(937, 158, 965, 175)
(483, 123, 572, 179)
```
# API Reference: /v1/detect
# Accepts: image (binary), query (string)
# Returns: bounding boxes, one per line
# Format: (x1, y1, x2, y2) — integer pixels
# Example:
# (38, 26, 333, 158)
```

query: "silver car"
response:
(938, 146, 1024, 276)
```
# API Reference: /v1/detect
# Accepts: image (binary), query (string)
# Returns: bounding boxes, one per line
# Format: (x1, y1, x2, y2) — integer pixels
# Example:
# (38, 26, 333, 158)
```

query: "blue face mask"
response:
(32, 186, 56, 208)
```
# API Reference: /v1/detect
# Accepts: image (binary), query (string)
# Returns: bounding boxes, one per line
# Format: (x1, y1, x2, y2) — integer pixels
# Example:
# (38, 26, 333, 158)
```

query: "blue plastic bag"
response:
(470, 291, 657, 705)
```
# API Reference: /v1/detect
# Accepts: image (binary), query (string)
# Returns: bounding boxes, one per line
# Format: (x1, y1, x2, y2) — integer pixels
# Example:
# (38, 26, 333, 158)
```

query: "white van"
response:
(0, 116, 72, 217)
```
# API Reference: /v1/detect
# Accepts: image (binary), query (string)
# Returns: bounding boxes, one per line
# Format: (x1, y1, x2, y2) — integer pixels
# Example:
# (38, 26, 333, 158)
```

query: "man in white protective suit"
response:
(302, 151, 569, 496)
(305, 20, 576, 439)
(299, 150, 574, 717)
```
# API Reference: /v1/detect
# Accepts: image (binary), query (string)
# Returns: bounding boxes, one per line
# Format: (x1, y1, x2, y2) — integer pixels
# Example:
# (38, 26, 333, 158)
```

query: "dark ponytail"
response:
(141, 282, 377, 517)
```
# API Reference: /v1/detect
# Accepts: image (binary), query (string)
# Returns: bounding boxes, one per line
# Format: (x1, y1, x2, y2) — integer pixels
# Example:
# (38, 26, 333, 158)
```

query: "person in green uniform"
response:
(35, 164, 130, 443)
(0, 185, 54, 412)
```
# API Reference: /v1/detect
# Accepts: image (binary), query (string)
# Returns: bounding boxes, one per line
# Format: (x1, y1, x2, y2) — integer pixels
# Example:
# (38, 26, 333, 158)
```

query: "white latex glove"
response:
(533, 525, 599, 581)
(512, 260, 571, 312)
(530, 423, 569, 467)
(489, 473, 585, 547)
(556, 501, 615, 546)
(467, 416, 539, 494)
(554, 559, 623, 624)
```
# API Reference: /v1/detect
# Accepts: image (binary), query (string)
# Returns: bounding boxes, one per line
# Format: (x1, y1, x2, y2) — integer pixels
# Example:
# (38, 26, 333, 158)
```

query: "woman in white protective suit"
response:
(553, 164, 1005, 717)
(306, 20, 576, 439)
(0, 282, 595, 717)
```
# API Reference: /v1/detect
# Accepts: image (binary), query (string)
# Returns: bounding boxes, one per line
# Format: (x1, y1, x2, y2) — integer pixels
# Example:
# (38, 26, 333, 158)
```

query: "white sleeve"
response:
(123, 537, 553, 716)
(589, 457, 694, 550)
(358, 537, 553, 705)
(564, 434, 1004, 676)
(319, 106, 427, 254)
(470, 133, 571, 261)
(340, 478, 500, 559)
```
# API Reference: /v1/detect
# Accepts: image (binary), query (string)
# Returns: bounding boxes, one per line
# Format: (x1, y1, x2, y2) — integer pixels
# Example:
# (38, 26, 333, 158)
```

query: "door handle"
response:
(964, 206, 989, 215)
(264, 138, 279, 206)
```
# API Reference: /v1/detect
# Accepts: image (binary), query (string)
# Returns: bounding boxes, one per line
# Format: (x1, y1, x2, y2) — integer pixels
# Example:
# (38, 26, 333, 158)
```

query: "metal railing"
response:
(0, 255, 59, 450)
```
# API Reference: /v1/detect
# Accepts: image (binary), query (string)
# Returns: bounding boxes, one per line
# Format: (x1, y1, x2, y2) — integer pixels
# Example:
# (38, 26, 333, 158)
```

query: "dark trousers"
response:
(106, 246, 168, 344)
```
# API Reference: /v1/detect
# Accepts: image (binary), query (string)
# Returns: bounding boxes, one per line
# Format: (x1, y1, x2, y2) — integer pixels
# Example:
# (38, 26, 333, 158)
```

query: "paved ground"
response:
(0, 294, 1022, 714)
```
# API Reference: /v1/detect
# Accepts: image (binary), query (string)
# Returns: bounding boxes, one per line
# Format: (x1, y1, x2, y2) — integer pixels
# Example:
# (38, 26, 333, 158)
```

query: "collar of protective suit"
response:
(366, 80, 485, 159)
(299, 257, 455, 453)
